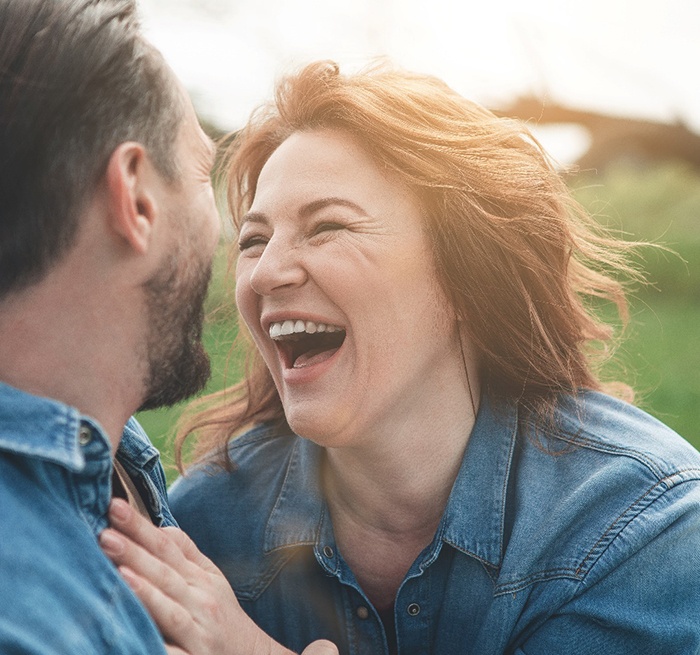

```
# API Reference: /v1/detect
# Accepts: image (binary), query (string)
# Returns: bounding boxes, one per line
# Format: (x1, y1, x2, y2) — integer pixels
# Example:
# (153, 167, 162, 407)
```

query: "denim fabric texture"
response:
(0, 382, 172, 654)
(171, 390, 700, 655)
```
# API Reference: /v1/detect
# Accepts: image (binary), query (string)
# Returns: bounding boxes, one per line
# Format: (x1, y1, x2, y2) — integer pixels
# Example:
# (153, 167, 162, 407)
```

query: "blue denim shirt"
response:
(171, 391, 700, 655)
(0, 382, 174, 654)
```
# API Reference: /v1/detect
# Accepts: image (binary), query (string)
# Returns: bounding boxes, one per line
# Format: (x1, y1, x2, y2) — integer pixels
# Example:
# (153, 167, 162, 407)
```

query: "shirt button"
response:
(356, 606, 369, 620)
(322, 545, 334, 558)
(407, 602, 421, 616)
(78, 426, 92, 446)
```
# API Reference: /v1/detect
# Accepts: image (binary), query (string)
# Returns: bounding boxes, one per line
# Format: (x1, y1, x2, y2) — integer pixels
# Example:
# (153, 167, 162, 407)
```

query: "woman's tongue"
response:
(292, 345, 340, 369)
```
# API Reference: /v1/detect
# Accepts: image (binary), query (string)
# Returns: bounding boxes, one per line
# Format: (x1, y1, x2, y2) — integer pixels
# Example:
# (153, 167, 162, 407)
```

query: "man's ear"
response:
(104, 142, 161, 255)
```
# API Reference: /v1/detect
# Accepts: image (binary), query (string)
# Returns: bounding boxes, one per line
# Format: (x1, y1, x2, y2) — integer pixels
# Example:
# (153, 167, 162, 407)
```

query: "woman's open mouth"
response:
(269, 319, 346, 369)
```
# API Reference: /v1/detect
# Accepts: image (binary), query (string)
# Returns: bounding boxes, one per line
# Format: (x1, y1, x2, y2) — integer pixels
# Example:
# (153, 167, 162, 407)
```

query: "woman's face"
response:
(236, 129, 464, 448)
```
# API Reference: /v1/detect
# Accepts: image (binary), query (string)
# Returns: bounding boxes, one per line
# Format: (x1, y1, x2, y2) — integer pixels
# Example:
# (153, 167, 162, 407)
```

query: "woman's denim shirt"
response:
(171, 391, 700, 655)
(0, 382, 174, 654)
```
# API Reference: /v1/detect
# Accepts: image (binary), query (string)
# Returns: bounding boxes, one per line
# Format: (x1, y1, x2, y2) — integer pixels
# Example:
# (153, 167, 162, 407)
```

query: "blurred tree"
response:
(497, 96, 700, 173)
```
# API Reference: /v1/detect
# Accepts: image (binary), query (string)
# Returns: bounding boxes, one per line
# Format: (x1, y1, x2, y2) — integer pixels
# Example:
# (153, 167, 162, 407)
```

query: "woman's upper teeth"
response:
(269, 319, 343, 339)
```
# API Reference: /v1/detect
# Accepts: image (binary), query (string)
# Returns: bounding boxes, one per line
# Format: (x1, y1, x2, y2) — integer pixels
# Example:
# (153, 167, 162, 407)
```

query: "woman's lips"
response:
(268, 318, 346, 370)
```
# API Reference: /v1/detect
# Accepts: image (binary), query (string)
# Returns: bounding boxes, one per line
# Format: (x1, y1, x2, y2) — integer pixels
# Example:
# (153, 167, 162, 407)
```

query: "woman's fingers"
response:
(103, 536, 237, 654)
(100, 505, 211, 652)
(107, 500, 197, 569)
(100, 501, 257, 654)
(101, 500, 339, 655)
(118, 565, 201, 650)
(100, 527, 194, 619)
(106, 500, 221, 581)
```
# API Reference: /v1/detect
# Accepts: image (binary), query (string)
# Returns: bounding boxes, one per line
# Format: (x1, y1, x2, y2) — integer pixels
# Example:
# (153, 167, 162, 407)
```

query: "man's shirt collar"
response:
(0, 381, 106, 471)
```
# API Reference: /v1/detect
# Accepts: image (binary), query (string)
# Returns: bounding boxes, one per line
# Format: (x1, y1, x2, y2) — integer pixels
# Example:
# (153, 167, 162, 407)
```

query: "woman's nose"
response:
(248, 237, 308, 296)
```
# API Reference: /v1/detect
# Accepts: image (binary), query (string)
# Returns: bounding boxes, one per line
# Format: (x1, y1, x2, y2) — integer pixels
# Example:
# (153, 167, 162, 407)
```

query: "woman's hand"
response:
(100, 499, 337, 655)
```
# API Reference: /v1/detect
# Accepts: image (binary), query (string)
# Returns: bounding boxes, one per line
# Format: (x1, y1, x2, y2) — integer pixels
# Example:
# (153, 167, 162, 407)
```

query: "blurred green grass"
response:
(599, 297, 700, 442)
(571, 161, 700, 299)
(572, 161, 700, 446)
(138, 161, 700, 479)
(135, 248, 239, 477)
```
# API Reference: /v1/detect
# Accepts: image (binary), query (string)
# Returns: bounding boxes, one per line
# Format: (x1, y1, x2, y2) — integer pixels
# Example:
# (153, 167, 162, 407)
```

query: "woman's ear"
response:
(103, 142, 160, 255)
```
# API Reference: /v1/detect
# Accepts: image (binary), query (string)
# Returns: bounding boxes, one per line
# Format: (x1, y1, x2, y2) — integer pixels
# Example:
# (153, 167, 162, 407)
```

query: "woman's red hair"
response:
(176, 61, 638, 469)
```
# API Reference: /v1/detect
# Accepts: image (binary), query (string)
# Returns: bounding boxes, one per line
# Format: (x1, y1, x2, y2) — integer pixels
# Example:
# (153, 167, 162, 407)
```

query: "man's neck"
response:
(0, 263, 146, 453)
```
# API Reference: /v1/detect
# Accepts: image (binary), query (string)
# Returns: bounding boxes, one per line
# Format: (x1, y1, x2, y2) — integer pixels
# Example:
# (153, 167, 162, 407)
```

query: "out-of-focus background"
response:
(135, 0, 700, 476)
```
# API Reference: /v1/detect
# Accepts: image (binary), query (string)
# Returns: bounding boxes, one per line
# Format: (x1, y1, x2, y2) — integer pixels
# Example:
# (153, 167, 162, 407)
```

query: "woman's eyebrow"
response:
(299, 197, 365, 218)
(240, 211, 268, 226)
(241, 197, 365, 227)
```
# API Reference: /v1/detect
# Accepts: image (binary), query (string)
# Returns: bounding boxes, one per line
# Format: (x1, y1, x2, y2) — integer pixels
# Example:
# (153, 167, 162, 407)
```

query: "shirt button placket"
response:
(75, 422, 111, 534)
(396, 584, 429, 655)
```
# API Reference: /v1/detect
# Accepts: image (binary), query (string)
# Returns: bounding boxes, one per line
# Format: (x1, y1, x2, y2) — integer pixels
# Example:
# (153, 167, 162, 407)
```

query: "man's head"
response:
(0, 0, 221, 413)
(0, 0, 183, 298)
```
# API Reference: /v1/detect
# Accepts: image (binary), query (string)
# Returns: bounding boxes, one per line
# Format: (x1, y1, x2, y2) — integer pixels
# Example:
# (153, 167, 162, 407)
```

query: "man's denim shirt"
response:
(0, 382, 173, 654)
(171, 391, 700, 655)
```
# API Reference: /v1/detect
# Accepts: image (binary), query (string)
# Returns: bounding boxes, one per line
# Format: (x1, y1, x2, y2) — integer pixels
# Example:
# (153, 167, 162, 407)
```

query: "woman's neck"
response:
(321, 391, 478, 610)
(316, 329, 481, 608)
(322, 381, 479, 539)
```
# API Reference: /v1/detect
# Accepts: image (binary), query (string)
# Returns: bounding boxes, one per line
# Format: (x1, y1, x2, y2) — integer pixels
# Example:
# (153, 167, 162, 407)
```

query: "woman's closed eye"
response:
(238, 220, 349, 253)
(310, 221, 346, 239)
(238, 234, 268, 253)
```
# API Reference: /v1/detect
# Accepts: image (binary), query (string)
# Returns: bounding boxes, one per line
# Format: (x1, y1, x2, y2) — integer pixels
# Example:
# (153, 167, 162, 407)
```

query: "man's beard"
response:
(138, 249, 213, 412)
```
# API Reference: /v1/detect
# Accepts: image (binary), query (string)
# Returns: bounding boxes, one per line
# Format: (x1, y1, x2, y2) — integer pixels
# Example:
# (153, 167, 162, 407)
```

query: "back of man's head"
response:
(0, 0, 184, 299)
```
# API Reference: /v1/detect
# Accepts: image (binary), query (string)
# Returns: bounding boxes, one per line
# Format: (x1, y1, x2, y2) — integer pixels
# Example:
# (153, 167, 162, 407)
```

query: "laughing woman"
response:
(104, 62, 700, 655)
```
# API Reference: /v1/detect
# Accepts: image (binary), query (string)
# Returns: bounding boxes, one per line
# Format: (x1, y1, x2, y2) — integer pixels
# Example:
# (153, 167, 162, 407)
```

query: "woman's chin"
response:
(285, 411, 354, 450)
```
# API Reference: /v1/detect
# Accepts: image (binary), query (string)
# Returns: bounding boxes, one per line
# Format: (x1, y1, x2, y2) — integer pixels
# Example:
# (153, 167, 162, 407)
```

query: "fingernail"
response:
(100, 529, 125, 555)
(109, 498, 131, 524)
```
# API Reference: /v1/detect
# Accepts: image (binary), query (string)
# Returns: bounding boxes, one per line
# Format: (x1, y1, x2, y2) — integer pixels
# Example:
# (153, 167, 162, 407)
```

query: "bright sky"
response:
(139, 0, 700, 163)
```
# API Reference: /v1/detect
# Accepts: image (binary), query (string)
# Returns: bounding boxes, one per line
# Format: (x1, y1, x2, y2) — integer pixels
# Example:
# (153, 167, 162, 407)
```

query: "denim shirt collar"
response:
(263, 395, 518, 569)
(117, 418, 163, 473)
(0, 381, 106, 471)
(441, 395, 518, 568)
(264, 435, 326, 552)
(117, 417, 177, 527)
(0, 381, 175, 527)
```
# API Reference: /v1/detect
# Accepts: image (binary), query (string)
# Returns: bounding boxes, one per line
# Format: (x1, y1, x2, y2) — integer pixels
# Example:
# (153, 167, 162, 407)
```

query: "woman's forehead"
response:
(252, 130, 395, 206)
